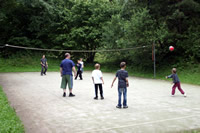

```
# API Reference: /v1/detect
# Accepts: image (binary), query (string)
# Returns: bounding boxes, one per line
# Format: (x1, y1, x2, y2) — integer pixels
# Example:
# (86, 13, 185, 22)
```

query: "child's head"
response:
(95, 63, 100, 70)
(172, 68, 177, 74)
(80, 58, 83, 61)
(120, 62, 126, 68)
(77, 60, 80, 63)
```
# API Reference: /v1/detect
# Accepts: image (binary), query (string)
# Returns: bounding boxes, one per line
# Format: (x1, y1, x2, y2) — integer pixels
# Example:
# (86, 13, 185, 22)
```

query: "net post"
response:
(153, 41, 156, 78)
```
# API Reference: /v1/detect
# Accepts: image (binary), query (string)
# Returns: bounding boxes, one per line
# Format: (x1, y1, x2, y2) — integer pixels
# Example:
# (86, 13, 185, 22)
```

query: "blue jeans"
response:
(118, 88, 127, 107)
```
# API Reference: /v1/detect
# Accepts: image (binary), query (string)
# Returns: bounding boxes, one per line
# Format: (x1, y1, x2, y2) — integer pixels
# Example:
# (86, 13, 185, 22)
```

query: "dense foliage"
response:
(0, 0, 200, 68)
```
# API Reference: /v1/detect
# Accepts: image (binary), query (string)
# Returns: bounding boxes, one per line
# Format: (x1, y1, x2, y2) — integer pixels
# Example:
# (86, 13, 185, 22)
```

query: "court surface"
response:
(0, 72, 200, 133)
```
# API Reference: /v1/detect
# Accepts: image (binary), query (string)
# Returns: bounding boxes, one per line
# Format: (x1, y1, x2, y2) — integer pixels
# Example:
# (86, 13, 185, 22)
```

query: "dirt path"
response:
(0, 72, 200, 133)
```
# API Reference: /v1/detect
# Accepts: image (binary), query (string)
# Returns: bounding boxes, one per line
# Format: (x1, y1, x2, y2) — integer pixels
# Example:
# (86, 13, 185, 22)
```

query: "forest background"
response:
(0, 0, 200, 84)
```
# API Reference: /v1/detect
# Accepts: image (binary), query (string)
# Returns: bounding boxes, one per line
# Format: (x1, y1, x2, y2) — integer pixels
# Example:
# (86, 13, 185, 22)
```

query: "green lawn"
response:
(0, 57, 200, 85)
(0, 86, 24, 133)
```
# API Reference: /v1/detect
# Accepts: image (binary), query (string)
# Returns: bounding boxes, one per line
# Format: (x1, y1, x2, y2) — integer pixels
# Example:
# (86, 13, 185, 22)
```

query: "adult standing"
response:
(60, 53, 76, 97)
(41, 55, 48, 76)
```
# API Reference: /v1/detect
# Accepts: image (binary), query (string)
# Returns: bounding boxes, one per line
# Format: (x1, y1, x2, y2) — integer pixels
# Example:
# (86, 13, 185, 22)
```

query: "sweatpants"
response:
(94, 84, 103, 97)
(172, 82, 185, 95)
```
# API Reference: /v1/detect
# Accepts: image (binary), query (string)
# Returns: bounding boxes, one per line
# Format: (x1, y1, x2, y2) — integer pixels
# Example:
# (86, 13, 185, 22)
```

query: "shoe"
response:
(184, 93, 187, 97)
(69, 93, 75, 97)
(94, 97, 98, 100)
(116, 106, 121, 109)
(63, 92, 66, 97)
(123, 106, 128, 109)
(171, 95, 175, 97)
(44, 73, 46, 75)
(41, 74, 43, 76)
(74, 78, 77, 80)
(101, 97, 104, 100)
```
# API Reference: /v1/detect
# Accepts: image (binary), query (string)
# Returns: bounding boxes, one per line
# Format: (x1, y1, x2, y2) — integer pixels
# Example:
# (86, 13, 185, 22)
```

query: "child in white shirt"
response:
(92, 63, 104, 100)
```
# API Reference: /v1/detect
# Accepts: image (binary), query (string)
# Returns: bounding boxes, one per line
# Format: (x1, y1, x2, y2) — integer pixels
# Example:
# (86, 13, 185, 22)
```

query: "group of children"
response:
(91, 62, 186, 109)
(74, 58, 186, 109)
(75, 58, 84, 80)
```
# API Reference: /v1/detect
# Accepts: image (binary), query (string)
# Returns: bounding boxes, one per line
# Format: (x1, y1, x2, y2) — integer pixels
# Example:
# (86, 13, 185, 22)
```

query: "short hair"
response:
(172, 68, 177, 73)
(65, 53, 70, 58)
(95, 63, 100, 69)
(120, 62, 126, 68)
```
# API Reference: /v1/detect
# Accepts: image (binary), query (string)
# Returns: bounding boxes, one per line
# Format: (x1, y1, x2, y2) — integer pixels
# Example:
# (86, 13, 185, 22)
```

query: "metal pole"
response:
(153, 41, 156, 78)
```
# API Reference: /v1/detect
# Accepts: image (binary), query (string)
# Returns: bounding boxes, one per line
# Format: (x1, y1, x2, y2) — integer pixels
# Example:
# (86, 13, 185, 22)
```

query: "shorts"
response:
(60, 75, 73, 89)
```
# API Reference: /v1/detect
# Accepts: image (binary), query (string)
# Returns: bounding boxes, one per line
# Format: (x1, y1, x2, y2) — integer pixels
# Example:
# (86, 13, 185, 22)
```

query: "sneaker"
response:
(94, 97, 98, 100)
(123, 106, 128, 109)
(171, 95, 175, 97)
(184, 93, 187, 97)
(63, 92, 66, 97)
(101, 97, 104, 100)
(116, 106, 121, 109)
(44, 73, 46, 75)
(69, 93, 75, 97)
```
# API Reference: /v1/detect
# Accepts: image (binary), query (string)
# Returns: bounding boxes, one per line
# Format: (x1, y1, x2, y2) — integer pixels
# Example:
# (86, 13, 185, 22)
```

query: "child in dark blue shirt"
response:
(166, 68, 186, 97)
(75, 60, 82, 80)
(111, 62, 129, 109)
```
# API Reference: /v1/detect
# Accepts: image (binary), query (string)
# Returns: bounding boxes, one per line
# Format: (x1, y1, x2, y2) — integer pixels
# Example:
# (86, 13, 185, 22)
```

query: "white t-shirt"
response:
(92, 70, 103, 84)
(80, 61, 84, 68)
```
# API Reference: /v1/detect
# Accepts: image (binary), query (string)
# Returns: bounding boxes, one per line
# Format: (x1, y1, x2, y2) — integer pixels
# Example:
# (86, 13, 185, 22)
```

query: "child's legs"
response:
(94, 84, 98, 97)
(99, 84, 103, 97)
(41, 66, 44, 74)
(122, 88, 127, 106)
(75, 71, 79, 79)
(172, 83, 178, 95)
(118, 88, 122, 107)
(79, 71, 82, 79)
(44, 66, 47, 74)
(177, 82, 185, 94)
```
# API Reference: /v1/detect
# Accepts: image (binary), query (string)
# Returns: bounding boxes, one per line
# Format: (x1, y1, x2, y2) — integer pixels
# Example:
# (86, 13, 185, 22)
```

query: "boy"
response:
(75, 60, 82, 80)
(40, 55, 48, 76)
(92, 63, 104, 100)
(111, 62, 129, 109)
(166, 68, 186, 97)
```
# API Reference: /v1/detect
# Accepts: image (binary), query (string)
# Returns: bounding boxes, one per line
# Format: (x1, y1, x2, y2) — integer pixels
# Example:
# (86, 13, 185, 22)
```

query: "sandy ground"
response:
(0, 72, 200, 133)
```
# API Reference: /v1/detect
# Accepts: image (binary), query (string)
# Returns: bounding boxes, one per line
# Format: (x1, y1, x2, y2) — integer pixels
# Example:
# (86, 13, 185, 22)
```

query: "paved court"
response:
(0, 72, 200, 133)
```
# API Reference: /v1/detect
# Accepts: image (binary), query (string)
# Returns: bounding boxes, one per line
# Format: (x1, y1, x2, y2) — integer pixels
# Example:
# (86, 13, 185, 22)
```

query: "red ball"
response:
(169, 46, 174, 51)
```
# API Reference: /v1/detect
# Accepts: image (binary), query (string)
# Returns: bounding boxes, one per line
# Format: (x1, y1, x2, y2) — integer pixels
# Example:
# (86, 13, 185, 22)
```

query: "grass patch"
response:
(1, 57, 200, 85)
(0, 86, 24, 133)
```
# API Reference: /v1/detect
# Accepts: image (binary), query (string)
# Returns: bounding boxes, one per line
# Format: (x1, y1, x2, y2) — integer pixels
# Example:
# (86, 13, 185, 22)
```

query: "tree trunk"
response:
(86, 52, 96, 63)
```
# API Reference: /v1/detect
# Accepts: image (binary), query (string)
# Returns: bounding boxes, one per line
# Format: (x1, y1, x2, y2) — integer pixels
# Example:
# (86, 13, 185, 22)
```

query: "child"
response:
(75, 60, 82, 80)
(166, 68, 186, 97)
(80, 58, 84, 79)
(40, 55, 48, 76)
(111, 62, 129, 109)
(92, 63, 104, 100)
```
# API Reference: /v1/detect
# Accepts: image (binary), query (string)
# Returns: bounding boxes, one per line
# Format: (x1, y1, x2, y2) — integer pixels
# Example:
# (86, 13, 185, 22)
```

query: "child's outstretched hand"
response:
(165, 76, 168, 79)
